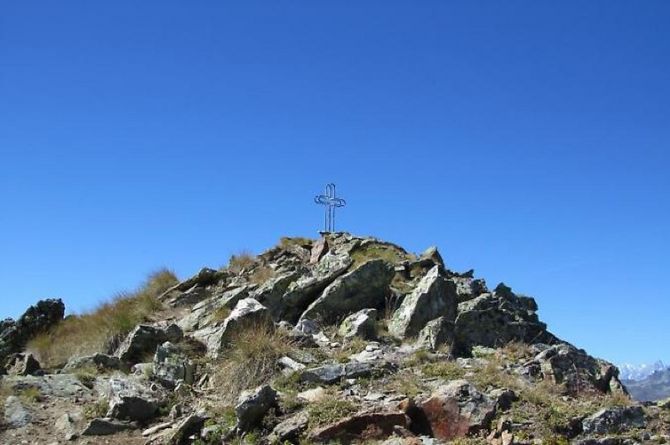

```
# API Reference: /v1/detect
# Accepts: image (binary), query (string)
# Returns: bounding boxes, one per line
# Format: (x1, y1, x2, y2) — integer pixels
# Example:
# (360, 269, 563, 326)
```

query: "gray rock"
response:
(63, 353, 122, 372)
(166, 413, 207, 445)
(0, 298, 65, 365)
(418, 246, 445, 269)
(582, 405, 646, 434)
(454, 285, 554, 356)
(55, 411, 82, 440)
(420, 380, 497, 440)
(268, 411, 309, 443)
(300, 362, 374, 385)
(115, 323, 183, 364)
(281, 253, 353, 322)
(4, 353, 41, 376)
(200, 298, 272, 356)
(3, 395, 32, 428)
(300, 259, 395, 324)
(153, 342, 194, 388)
(338, 308, 378, 340)
(450, 276, 489, 303)
(106, 376, 163, 422)
(81, 417, 135, 436)
(389, 266, 457, 339)
(416, 316, 454, 351)
(3, 374, 91, 398)
(250, 271, 300, 320)
(531, 343, 627, 395)
(235, 384, 277, 432)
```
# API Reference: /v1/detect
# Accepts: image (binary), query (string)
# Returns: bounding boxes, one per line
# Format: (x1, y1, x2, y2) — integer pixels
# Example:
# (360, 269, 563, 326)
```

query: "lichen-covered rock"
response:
(165, 413, 207, 445)
(250, 271, 300, 320)
(153, 342, 194, 388)
(339, 308, 378, 340)
(197, 298, 273, 356)
(268, 411, 309, 443)
(415, 316, 454, 352)
(235, 385, 277, 432)
(419, 379, 496, 440)
(281, 253, 353, 322)
(454, 284, 554, 355)
(115, 323, 183, 364)
(106, 376, 164, 422)
(389, 266, 457, 340)
(530, 343, 627, 395)
(300, 259, 394, 324)
(582, 405, 646, 434)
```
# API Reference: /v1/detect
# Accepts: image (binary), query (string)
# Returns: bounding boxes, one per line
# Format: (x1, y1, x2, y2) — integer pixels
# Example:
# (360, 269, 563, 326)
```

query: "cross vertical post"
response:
(314, 183, 346, 232)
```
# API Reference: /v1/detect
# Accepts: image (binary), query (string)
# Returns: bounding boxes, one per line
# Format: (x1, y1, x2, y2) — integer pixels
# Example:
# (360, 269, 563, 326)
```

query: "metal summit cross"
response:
(314, 183, 346, 232)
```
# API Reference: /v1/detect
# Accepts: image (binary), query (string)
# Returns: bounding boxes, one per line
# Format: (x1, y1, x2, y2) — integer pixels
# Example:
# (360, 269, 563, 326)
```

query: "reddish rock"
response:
(419, 380, 496, 440)
(308, 411, 409, 443)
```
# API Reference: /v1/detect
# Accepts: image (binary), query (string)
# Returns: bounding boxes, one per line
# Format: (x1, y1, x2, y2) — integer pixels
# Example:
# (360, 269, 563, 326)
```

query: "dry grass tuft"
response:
(350, 244, 411, 268)
(307, 395, 357, 428)
(212, 322, 295, 405)
(227, 251, 257, 274)
(27, 269, 178, 368)
(279, 237, 312, 249)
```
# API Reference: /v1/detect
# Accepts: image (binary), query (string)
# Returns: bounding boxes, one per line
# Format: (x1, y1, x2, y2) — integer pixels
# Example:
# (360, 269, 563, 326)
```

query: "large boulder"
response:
(529, 343, 627, 395)
(338, 308, 378, 340)
(582, 405, 646, 434)
(415, 316, 454, 352)
(153, 342, 195, 388)
(281, 253, 353, 322)
(193, 298, 272, 357)
(389, 266, 457, 339)
(419, 379, 497, 440)
(234, 384, 277, 432)
(0, 298, 65, 365)
(250, 271, 300, 321)
(106, 376, 164, 422)
(453, 284, 554, 355)
(115, 323, 183, 364)
(299, 259, 395, 324)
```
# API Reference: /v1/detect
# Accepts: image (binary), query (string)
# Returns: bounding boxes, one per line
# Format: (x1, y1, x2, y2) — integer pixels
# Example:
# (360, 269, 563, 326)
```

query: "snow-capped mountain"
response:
(618, 361, 667, 381)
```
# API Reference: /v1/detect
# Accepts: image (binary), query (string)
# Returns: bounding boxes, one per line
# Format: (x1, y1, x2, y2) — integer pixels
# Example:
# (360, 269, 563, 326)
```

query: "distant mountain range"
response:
(618, 361, 666, 381)
(622, 367, 670, 402)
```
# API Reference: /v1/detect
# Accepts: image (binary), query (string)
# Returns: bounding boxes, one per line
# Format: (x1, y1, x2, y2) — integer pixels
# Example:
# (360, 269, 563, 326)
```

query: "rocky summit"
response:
(1, 233, 669, 445)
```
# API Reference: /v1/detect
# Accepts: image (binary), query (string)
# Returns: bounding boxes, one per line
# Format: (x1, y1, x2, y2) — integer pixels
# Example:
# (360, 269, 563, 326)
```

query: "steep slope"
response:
(1, 233, 668, 444)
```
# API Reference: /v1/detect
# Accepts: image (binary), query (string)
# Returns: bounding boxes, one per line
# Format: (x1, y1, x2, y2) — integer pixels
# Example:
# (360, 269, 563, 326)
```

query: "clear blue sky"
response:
(1, 2, 668, 366)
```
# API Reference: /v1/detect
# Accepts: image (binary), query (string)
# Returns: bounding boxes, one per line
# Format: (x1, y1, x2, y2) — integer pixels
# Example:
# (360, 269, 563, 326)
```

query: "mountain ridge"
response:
(1, 232, 669, 444)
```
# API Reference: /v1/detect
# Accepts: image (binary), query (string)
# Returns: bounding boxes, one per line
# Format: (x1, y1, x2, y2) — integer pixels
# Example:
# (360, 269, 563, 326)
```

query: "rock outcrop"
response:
(0, 233, 656, 445)
(0, 298, 64, 366)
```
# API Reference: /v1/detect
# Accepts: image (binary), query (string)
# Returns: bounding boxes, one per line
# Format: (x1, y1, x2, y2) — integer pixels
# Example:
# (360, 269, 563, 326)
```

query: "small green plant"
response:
(307, 397, 357, 428)
(84, 398, 109, 419)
